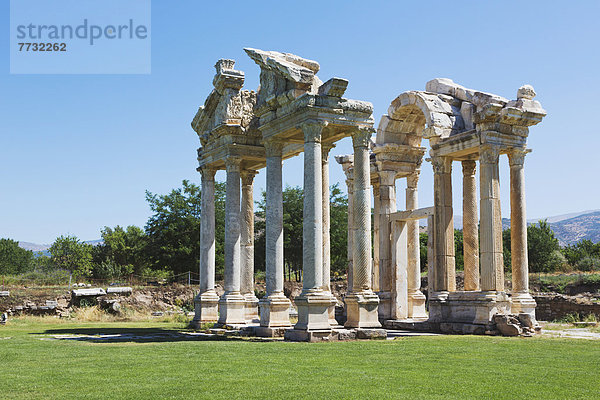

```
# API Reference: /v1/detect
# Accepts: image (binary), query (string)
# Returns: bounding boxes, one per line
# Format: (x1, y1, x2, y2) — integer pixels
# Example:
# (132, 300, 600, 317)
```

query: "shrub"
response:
(576, 257, 600, 272)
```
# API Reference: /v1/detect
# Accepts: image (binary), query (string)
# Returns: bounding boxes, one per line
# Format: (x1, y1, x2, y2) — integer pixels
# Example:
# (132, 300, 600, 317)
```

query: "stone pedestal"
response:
(345, 128, 381, 328)
(259, 294, 292, 329)
(193, 291, 219, 326)
(429, 291, 511, 325)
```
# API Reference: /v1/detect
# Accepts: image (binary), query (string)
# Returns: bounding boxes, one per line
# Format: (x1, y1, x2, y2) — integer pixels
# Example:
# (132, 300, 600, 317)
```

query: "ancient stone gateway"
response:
(191, 49, 547, 340)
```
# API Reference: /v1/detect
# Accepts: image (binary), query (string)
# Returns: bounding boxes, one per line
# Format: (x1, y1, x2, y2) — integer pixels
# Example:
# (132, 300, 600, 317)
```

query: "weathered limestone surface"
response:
(406, 172, 427, 319)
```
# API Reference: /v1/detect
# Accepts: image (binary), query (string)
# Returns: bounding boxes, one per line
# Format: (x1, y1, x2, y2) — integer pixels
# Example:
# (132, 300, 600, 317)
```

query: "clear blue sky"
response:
(1, 1, 599, 244)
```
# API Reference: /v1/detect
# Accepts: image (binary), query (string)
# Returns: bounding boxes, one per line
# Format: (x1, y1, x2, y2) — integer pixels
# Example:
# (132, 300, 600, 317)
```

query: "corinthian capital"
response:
(225, 156, 242, 172)
(241, 169, 258, 185)
(264, 139, 285, 157)
(199, 166, 216, 181)
(351, 126, 374, 149)
(508, 147, 529, 167)
(431, 156, 452, 175)
(462, 160, 477, 177)
(479, 145, 500, 165)
(299, 120, 327, 143)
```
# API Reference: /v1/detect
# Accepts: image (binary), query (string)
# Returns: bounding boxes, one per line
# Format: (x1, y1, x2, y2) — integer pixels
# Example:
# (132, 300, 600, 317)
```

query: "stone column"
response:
(508, 148, 536, 318)
(218, 157, 245, 325)
(426, 214, 435, 300)
(431, 156, 456, 294)
(345, 127, 381, 328)
(462, 160, 480, 291)
(344, 166, 354, 292)
(479, 145, 504, 292)
(193, 167, 219, 326)
(259, 140, 291, 330)
(406, 172, 427, 319)
(376, 170, 396, 320)
(294, 121, 331, 332)
(240, 169, 259, 322)
(372, 179, 380, 293)
(322, 143, 338, 326)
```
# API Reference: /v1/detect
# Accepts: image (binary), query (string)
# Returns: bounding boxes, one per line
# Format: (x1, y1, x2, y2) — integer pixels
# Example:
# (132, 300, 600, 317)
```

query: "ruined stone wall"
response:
(534, 294, 600, 321)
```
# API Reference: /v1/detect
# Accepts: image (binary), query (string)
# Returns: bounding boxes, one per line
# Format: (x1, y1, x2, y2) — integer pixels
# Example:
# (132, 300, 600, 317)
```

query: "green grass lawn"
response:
(1, 319, 599, 399)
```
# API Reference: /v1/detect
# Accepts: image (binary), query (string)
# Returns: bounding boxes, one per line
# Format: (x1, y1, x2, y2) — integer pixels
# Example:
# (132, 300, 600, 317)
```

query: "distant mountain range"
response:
(453, 210, 600, 246)
(18, 239, 103, 256)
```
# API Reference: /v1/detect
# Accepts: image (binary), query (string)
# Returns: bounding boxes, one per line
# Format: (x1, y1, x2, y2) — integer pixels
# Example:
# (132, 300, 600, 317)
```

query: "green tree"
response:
(329, 183, 349, 277)
(419, 232, 428, 272)
(454, 229, 464, 271)
(144, 180, 226, 276)
(527, 220, 561, 273)
(92, 225, 147, 278)
(255, 184, 349, 281)
(0, 238, 34, 275)
(49, 235, 93, 278)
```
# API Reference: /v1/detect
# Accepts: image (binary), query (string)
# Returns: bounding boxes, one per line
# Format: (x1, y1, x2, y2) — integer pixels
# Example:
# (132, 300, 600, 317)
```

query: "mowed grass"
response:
(0, 319, 599, 399)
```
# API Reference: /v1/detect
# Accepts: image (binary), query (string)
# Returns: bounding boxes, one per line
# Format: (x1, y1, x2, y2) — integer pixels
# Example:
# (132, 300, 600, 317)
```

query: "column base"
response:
(428, 291, 511, 325)
(192, 290, 219, 327)
(243, 292, 260, 322)
(295, 290, 332, 331)
(511, 292, 537, 321)
(259, 293, 291, 328)
(217, 292, 246, 326)
(345, 290, 381, 328)
(407, 290, 428, 319)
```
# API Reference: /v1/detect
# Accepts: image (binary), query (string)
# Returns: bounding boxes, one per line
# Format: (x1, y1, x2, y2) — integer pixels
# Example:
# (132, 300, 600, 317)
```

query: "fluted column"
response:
(241, 169, 259, 322)
(431, 156, 456, 294)
(462, 160, 480, 291)
(377, 170, 396, 319)
(294, 121, 331, 332)
(509, 148, 537, 317)
(193, 166, 219, 325)
(218, 157, 246, 325)
(345, 127, 380, 328)
(479, 145, 504, 292)
(259, 140, 291, 330)
(406, 172, 427, 318)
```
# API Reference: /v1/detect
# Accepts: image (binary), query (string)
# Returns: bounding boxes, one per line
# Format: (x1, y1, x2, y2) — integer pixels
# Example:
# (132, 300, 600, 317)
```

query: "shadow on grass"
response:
(32, 327, 267, 344)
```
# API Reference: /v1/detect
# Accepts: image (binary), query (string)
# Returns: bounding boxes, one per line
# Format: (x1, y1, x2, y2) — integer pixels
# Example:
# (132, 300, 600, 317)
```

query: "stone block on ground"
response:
(333, 328, 356, 341)
(284, 329, 334, 342)
(355, 328, 387, 340)
(106, 287, 133, 295)
(72, 288, 106, 297)
(0, 291, 9, 297)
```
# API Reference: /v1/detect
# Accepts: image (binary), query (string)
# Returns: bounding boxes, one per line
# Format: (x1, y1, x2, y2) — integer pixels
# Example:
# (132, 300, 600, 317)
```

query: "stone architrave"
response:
(462, 160, 480, 291)
(294, 121, 332, 332)
(376, 170, 396, 320)
(193, 167, 219, 326)
(508, 148, 537, 318)
(218, 157, 246, 325)
(479, 145, 504, 292)
(322, 143, 338, 326)
(345, 127, 381, 328)
(241, 169, 259, 322)
(259, 140, 291, 329)
(406, 172, 427, 319)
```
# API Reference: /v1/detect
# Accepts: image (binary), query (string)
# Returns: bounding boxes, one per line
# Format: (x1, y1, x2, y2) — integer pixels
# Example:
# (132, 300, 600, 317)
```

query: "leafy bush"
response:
(576, 256, 600, 272)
